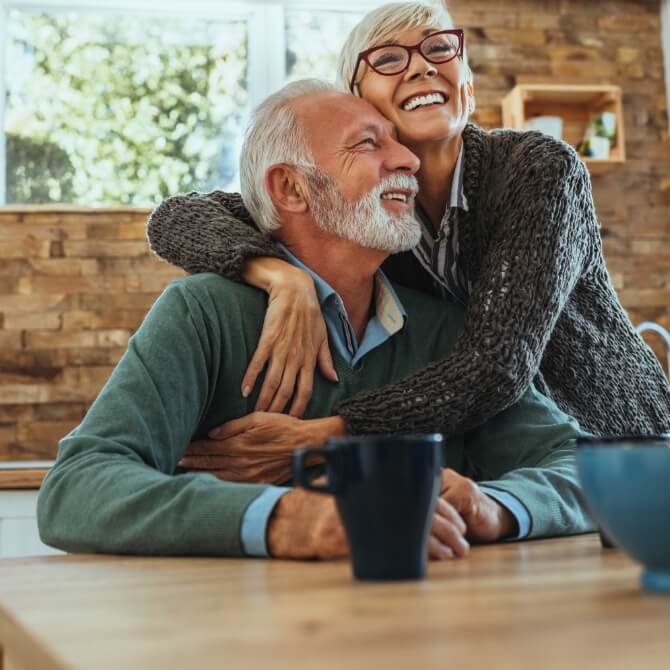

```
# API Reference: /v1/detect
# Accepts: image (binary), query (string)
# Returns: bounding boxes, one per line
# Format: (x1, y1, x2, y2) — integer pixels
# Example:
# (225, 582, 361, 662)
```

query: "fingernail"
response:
(208, 429, 220, 439)
(242, 386, 251, 398)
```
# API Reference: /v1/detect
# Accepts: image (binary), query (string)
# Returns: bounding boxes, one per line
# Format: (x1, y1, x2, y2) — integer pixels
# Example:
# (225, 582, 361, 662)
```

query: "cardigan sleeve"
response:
(336, 152, 597, 436)
(147, 191, 284, 281)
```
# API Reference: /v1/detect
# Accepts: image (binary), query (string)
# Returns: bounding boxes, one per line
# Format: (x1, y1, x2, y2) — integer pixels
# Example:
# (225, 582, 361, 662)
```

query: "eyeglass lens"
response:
(368, 33, 460, 75)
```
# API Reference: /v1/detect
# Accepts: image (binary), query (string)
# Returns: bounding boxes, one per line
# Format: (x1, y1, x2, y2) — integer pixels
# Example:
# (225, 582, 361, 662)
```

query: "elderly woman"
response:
(148, 1, 670, 442)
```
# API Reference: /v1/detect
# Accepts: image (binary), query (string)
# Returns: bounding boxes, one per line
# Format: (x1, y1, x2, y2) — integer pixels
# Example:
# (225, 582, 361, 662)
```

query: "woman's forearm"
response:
(242, 256, 310, 293)
(147, 191, 282, 279)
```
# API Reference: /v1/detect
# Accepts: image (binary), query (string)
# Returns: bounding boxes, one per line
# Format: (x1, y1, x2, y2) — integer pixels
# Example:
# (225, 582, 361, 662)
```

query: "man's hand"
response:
(440, 469, 517, 543)
(269, 488, 470, 562)
(179, 412, 347, 485)
(267, 489, 348, 559)
(428, 497, 470, 559)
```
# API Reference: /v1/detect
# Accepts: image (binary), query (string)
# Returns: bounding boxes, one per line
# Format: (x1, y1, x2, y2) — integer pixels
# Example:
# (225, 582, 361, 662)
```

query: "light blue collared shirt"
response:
(240, 486, 291, 556)
(240, 243, 530, 555)
(277, 243, 407, 366)
(478, 487, 530, 540)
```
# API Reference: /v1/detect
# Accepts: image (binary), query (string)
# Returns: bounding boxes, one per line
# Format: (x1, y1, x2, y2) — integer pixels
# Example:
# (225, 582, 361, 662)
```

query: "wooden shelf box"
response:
(501, 84, 626, 174)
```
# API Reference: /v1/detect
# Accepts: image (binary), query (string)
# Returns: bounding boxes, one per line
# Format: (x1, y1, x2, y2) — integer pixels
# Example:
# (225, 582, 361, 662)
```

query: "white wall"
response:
(663, 0, 670, 131)
(0, 491, 62, 558)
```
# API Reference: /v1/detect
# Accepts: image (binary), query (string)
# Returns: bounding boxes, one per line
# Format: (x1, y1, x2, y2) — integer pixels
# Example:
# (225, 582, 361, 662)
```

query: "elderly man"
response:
(38, 80, 593, 560)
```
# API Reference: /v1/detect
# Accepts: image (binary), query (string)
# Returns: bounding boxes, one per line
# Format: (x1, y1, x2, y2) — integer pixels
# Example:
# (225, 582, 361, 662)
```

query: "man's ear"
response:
(264, 164, 309, 215)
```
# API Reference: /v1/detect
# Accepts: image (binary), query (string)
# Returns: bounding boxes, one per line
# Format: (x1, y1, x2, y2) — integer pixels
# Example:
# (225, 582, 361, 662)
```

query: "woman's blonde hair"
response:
(336, 1, 471, 94)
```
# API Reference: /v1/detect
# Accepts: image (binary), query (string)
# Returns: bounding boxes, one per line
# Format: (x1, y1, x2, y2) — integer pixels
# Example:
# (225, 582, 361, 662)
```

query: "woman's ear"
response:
(264, 164, 309, 216)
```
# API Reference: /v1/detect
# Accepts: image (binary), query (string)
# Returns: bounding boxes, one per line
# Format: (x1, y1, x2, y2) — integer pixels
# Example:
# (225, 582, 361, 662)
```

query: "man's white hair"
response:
(239, 78, 337, 233)
(336, 1, 471, 95)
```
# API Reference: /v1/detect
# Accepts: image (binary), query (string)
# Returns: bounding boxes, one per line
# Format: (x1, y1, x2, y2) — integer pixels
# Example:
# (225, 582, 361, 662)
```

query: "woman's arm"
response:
(147, 190, 337, 414)
(147, 191, 284, 279)
(240, 257, 338, 415)
(336, 152, 597, 436)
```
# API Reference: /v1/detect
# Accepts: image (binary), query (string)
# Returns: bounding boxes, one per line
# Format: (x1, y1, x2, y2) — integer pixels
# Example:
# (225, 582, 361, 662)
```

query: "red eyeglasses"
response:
(349, 29, 464, 93)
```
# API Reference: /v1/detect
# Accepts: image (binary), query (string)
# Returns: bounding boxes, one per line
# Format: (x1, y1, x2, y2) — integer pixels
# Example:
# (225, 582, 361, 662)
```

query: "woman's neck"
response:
(409, 135, 463, 234)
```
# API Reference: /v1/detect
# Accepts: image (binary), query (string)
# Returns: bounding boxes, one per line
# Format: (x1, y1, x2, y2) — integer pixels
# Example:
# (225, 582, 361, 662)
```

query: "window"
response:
(1, 0, 383, 206)
(286, 9, 365, 82)
(6, 9, 248, 205)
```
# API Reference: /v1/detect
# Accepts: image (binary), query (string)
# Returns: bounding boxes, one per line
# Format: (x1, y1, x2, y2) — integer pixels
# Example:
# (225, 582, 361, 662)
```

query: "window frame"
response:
(0, 0, 390, 206)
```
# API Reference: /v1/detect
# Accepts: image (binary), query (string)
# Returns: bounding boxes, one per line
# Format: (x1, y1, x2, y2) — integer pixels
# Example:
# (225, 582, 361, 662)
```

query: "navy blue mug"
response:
(293, 434, 443, 581)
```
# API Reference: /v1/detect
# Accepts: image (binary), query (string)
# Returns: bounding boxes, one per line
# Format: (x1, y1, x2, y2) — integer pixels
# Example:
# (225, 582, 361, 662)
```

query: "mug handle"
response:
(292, 447, 339, 495)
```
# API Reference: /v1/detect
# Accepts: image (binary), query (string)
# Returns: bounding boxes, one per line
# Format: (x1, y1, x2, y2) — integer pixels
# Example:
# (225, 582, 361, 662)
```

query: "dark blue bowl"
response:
(576, 435, 670, 594)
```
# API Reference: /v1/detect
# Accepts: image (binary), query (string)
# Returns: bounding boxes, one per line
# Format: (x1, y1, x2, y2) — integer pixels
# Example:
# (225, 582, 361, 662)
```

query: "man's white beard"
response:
(305, 170, 421, 253)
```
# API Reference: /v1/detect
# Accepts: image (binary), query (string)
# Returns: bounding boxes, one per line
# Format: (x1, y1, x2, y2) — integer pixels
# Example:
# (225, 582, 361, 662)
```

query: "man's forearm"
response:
(478, 445, 596, 539)
(35, 281, 273, 556)
(38, 441, 269, 556)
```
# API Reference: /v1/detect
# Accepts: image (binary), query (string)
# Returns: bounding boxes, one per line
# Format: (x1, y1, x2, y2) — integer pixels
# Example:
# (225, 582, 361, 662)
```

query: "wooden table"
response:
(1, 534, 669, 670)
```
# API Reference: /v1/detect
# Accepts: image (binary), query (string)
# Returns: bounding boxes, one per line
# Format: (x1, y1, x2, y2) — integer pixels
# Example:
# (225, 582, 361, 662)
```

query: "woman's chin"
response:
(398, 120, 464, 147)
(394, 108, 464, 143)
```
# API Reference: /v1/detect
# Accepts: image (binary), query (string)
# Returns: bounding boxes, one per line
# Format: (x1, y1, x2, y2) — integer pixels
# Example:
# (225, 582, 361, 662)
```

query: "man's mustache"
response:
(370, 173, 419, 202)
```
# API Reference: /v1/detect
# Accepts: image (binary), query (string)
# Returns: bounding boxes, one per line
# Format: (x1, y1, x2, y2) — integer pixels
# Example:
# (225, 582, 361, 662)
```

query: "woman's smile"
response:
(399, 90, 449, 112)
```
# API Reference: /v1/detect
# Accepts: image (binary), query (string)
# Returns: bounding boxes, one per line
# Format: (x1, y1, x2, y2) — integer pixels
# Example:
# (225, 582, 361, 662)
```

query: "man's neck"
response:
(408, 135, 462, 233)
(279, 232, 387, 341)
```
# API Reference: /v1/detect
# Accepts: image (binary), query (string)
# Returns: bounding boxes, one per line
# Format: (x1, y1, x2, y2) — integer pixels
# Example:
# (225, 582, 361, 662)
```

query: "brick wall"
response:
(1, 0, 670, 460)
(0, 208, 183, 460)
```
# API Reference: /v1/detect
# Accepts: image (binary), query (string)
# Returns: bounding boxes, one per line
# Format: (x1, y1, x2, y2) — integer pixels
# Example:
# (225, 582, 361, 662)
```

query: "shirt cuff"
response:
(240, 486, 291, 557)
(478, 486, 531, 540)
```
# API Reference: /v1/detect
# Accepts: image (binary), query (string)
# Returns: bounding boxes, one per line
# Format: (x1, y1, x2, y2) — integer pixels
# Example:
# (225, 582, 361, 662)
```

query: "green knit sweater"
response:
(37, 274, 594, 556)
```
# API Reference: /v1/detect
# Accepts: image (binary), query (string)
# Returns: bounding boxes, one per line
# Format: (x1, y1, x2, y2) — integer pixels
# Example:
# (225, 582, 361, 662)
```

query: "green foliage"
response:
(6, 132, 75, 203)
(286, 10, 364, 82)
(6, 11, 248, 206)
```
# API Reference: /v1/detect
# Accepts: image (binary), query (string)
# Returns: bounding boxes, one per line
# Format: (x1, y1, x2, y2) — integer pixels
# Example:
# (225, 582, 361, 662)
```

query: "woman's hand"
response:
(178, 413, 347, 485)
(241, 257, 338, 417)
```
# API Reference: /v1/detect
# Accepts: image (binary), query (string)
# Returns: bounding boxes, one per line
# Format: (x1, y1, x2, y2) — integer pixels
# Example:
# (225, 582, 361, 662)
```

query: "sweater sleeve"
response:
(465, 384, 596, 539)
(37, 282, 269, 556)
(336, 152, 596, 435)
(147, 191, 284, 280)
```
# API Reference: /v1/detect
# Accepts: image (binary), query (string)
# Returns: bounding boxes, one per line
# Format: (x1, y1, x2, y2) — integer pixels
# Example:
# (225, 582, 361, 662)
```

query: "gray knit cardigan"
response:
(147, 124, 670, 437)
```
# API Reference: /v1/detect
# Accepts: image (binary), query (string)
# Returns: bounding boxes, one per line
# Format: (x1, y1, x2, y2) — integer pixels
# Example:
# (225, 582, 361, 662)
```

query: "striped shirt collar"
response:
(411, 143, 471, 305)
(275, 242, 407, 367)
